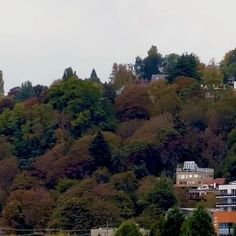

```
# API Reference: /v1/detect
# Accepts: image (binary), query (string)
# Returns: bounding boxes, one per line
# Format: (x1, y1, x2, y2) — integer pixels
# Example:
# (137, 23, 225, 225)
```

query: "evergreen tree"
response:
(148, 177, 177, 212)
(89, 68, 101, 83)
(16, 81, 36, 101)
(149, 216, 166, 236)
(103, 82, 116, 104)
(169, 53, 201, 81)
(181, 206, 216, 236)
(143, 45, 163, 81)
(89, 131, 111, 167)
(62, 67, 75, 80)
(163, 208, 185, 236)
(0, 71, 4, 96)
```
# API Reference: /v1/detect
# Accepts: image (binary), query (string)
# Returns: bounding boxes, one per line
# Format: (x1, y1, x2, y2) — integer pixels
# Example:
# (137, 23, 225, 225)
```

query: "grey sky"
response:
(0, 0, 236, 92)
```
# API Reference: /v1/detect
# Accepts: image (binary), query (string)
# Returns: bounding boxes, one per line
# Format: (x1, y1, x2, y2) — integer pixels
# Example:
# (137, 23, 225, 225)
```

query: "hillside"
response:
(0, 46, 236, 231)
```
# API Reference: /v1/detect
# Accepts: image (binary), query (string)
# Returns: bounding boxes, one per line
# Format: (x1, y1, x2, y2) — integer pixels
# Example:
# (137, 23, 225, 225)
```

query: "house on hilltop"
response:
(176, 161, 214, 187)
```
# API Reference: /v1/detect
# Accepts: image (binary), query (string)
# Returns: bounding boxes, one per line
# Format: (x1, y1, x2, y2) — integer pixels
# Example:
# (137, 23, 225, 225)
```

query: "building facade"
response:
(176, 161, 214, 187)
(214, 181, 236, 235)
(213, 211, 236, 236)
(216, 181, 236, 212)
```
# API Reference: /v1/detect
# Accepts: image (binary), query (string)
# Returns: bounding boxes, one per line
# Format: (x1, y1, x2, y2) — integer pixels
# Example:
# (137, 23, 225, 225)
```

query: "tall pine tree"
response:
(181, 206, 216, 236)
(89, 131, 111, 167)
(0, 71, 4, 96)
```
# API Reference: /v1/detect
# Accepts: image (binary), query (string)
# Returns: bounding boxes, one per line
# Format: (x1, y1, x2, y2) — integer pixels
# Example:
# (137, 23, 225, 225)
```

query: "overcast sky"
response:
(0, 0, 236, 92)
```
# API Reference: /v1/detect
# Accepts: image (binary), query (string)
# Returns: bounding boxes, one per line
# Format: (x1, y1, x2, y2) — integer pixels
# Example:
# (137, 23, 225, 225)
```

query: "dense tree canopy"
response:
(0, 46, 235, 233)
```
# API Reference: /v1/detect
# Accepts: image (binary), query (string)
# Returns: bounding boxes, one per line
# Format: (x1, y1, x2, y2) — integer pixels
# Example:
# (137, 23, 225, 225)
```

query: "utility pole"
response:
(106, 220, 109, 236)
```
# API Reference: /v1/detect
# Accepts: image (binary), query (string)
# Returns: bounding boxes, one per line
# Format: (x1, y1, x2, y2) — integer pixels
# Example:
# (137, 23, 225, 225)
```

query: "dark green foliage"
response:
(103, 82, 116, 104)
(134, 56, 145, 78)
(162, 208, 185, 236)
(149, 216, 166, 236)
(2, 47, 236, 231)
(115, 220, 141, 236)
(0, 103, 58, 169)
(16, 81, 36, 101)
(0, 71, 4, 96)
(89, 68, 101, 83)
(62, 67, 75, 80)
(224, 150, 236, 182)
(180, 206, 216, 236)
(33, 84, 48, 99)
(135, 45, 163, 81)
(220, 48, 236, 82)
(147, 209, 184, 236)
(51, 197, 92, 230)
(168, 54, 201, 81)
(162, 53, 180, 75)
(111, 141, 163, 176)
(8, 86, 21, 97)
(148, 177, 177, 212)
(56, 179, 78, 193)
(89, 131, 112, 167)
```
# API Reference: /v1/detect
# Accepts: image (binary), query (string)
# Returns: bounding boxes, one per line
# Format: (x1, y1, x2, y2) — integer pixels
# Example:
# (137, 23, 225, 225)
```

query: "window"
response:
(219, 223, 229, 229)
(180, 175, 185, 179)
(231, 198, 236, 203)
(220, 190, 227, 194)
(232, 189, 236, 195)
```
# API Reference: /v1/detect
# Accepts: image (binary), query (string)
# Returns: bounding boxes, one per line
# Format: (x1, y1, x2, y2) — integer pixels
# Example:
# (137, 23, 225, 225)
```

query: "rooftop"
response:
(177, 161, 214, 173)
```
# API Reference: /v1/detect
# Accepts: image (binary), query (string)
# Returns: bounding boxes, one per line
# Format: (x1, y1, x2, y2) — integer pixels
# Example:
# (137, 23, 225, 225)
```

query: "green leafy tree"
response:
(89, 131, 112, 167)
(115, 220, 141, 236)
(110, 171, 138, 193)
(48, 77, 114, 136)
(202, 59, 223, 85)
(180, 206, 216, 236)
(110, 63, 136, 90)
(14, 104, 58, 169)
(56, 179, 78, 193)
(11, 171, 39, 190)
(3, 188, 55, 229)
(51, 197, 92, 230)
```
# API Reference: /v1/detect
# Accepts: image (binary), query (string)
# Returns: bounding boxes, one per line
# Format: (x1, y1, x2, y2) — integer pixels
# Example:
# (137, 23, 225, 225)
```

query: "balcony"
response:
(216, 194, 236, 198)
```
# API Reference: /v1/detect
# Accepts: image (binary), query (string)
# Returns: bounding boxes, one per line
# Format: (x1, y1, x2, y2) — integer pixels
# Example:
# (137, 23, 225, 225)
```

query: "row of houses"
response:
(176, 161, 236, 236)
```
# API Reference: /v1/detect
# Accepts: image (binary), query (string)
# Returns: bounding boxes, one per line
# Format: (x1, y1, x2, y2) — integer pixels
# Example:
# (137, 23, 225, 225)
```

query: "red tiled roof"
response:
(203, 178, 225, 185)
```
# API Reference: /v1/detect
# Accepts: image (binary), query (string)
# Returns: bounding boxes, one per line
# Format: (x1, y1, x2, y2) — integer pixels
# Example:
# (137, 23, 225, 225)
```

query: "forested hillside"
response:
(0, 46, 236, 230)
